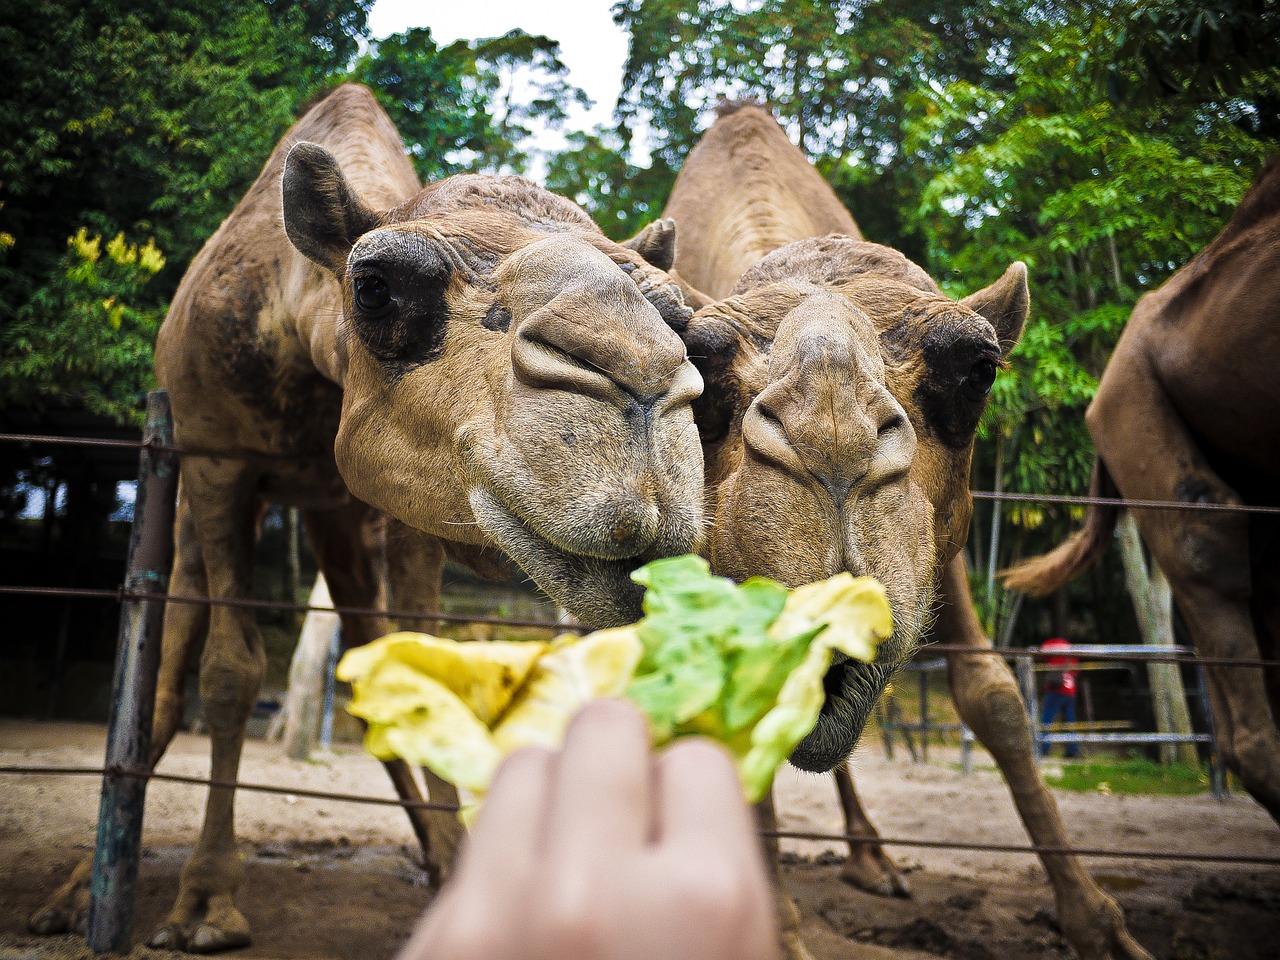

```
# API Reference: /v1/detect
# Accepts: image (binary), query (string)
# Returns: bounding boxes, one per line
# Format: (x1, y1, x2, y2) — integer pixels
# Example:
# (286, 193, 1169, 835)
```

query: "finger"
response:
(652, 736, 756, 849)
(544, 698, 654, 859)
(454, 746, 554, 894)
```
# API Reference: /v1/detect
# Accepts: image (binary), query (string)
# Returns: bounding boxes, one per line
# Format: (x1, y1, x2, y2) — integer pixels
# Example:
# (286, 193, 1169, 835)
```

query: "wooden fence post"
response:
(86, 390, 178, 953)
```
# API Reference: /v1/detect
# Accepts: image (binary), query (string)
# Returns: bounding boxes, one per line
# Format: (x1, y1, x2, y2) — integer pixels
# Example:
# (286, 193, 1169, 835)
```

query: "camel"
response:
(1004, 152, 1280, 825)
(28, 83, 708, 952)
(661, 101, 1150, 960)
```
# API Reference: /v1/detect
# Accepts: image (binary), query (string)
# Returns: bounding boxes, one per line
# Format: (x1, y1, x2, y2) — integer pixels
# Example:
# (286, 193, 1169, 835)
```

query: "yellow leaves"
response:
(105, 232, 134, 266)
(338, 629, 643, 797)
(69, 228, 100, 264)
(107, 233, 165, 273)
(137, 238, 166, 274)
(69, 229, 165, 274)
(768, 573, 893, 663)
(491, 628, 643, 754)
(101, 297, 124, 330)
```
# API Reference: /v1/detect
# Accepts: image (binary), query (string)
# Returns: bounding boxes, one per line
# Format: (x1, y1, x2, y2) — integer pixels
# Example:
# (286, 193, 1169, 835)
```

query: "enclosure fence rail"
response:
(3, 763, 1279, 867)
(2, 581, 1279, 668)
(8, 412, 1280, 953)
(6, 430, 1280, 515)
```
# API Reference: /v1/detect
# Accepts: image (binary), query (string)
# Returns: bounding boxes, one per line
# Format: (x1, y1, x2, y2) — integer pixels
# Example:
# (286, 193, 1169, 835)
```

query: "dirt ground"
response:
(2, 719, 1278, 960)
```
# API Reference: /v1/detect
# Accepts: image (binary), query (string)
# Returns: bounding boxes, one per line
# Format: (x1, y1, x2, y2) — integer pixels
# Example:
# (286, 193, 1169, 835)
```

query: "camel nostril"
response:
(611, 517, 638, 543)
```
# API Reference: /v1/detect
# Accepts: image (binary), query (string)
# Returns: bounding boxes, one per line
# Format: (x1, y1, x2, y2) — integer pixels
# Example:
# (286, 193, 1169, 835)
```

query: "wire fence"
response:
(7, 430, 1280, 515)
(3, 425, 1280, 883)
(3, 762, 1278, 867)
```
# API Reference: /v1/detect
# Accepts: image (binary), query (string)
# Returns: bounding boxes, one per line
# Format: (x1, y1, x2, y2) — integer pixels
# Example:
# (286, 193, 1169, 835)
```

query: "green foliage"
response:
(902, 11, 1269, 513)
(1, 229, 166, 424)
(348, 27, 491, 181)
(1111, 0, 1280, 108)
(544, 127, 677, 240)
(0, 0, 372, 425)
(350, 27, 591, 181)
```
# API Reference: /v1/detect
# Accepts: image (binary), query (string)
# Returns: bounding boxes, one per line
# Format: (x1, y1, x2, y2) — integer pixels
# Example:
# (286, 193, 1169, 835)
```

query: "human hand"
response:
(398, 698, 780, 960)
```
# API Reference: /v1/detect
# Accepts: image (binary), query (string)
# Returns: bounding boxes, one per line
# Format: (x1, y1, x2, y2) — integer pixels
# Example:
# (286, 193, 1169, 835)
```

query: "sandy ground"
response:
(2, 719, 1279, 960)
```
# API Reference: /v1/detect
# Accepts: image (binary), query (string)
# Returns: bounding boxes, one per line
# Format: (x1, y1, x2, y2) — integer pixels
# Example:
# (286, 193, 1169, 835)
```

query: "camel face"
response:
(284, 147, 704, 626)
(684, 239, 1026, 769)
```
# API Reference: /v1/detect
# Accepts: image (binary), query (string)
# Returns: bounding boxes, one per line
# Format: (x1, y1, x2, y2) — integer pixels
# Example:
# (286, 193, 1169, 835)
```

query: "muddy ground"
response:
(2, 719, 1278, 959)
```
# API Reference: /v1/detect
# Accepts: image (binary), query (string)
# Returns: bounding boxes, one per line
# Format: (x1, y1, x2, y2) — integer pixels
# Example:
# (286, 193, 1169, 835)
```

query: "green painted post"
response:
(87, 390, 177, 953)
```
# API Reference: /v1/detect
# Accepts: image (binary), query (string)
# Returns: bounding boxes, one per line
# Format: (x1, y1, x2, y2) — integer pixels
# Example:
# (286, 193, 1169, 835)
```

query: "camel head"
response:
(282, 143, 704, 627)
(681, 237, 1027, 770)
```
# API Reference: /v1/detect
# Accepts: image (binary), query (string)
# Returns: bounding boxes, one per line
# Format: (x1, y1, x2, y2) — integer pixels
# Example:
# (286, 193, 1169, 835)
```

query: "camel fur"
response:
(660, 100, 1149, 960)
(1004, 152, 1280, 826)
(29, 84, 707, 953)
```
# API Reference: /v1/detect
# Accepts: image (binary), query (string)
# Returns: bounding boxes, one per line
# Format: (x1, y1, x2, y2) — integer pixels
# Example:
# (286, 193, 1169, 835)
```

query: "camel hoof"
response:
(28, 906, 70, 936)
(840, 861, 912, 898)
(148, 924, 188, 951)
(189, 923, 252, 953)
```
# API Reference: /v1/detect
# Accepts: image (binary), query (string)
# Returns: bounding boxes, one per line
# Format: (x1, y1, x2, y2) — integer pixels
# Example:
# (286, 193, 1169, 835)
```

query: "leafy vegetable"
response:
(337, 555, 892, 805)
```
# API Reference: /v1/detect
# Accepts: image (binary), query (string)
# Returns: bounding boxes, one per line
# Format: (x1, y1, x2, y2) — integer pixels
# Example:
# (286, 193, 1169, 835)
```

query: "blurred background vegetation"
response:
(2, 0, 1277, 684)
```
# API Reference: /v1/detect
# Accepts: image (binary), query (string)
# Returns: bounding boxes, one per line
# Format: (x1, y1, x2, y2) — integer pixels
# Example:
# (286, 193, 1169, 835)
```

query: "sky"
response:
(366, 0, 633, 165)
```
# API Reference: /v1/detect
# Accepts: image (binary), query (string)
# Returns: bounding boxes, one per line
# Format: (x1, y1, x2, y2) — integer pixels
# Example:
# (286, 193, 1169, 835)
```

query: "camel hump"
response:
(715, 98, 773, 118)
(1000, 459, 1121, 596)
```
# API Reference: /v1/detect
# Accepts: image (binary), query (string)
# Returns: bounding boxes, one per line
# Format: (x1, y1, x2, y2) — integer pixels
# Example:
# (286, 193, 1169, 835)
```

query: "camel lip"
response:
(789, 656, 887, 773)
(467, 487, 646, 626)
(466, 483, 655, 562)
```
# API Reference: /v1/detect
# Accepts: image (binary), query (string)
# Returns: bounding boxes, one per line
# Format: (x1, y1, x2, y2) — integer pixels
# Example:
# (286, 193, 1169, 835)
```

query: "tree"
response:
(544, 127, 676, 240)
(1, 229, 166, 423)
(350, 27, 590, 181)
(0, 0, 373, 424)
(899, 6, 1273, 640)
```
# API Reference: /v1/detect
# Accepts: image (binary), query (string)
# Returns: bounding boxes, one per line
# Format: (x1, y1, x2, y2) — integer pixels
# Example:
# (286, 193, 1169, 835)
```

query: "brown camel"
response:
(29, 83, 707, 952)
(662, 101, 1150, 960)
(1004, 152, 1280, 825)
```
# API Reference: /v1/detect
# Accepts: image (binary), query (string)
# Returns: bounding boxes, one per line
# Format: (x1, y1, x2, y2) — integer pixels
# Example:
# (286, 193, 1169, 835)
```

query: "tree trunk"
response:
(1115, 514, 1198, 765)
(1107, 233, 1123, 291)
(274, 575, 341, 760)
(284, 507, 302, 629)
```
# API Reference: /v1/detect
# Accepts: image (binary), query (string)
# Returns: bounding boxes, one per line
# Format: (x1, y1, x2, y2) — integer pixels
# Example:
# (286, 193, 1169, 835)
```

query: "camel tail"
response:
(1000, 459, 1121, 596)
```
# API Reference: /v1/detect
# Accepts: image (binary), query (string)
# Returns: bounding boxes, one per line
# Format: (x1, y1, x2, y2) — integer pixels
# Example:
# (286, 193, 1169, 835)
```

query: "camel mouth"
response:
(788, 656, 893, 773)
(468, 487, 647, 627)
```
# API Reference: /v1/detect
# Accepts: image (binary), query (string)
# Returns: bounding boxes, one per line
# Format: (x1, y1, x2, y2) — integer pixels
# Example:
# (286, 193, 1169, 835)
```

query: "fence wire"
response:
(5, 428, 1280, 875)
(3, 763, 1277, 867)
(5, 430, 1279, 516)
(1, 581, 1277, 668)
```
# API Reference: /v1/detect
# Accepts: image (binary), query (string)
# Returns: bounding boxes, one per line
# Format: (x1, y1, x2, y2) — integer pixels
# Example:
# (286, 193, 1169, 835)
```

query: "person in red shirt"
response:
(1038, 637, 1080, 758)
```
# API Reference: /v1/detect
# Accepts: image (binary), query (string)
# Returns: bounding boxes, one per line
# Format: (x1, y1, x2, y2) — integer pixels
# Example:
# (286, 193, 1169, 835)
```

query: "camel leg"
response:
(383, 522, 464, 885)
(1086, 344, 1280, 820)
(832, 763, 910, 896)
(300, 505, 457, 882)
(29, 489, 213, 938)
(1138, 515, 1280, 820)
(1246, 517, 1280, 732)
(757, 788, 817, 960)
(146, 463, 263, 952)
(939, 555, 1153, 960)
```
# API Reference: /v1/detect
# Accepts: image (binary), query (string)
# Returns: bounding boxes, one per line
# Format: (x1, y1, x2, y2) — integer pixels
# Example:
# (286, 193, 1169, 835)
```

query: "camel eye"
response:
(966, 357, 997, 397)
(354, 274, 391, 313)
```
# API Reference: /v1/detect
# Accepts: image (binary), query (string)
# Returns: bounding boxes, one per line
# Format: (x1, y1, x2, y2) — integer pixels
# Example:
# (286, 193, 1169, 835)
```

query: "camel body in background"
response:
(662, 101, 1150, 960)
(1005, 153, 1280, 824)
(30, 84, 707, 952)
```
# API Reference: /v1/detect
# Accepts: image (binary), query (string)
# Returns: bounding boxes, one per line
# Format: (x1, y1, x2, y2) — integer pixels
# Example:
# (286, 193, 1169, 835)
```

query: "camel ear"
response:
(681, 314, 740, 444)
(282, 142, 379, 277)
(623, 217, 677, 272)
(960, 261, 1029, 357)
